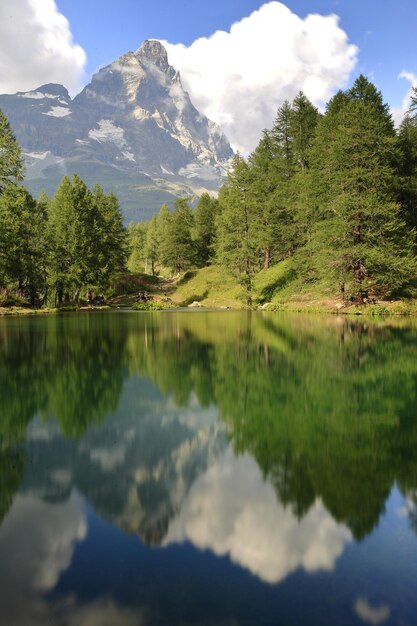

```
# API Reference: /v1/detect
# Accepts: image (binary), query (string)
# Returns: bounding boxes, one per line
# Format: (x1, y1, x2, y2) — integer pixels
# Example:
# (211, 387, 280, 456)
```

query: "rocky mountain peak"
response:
(36, 83, 71, 99)
(0, 39, 234, 221)
(136, 40, 175, 78)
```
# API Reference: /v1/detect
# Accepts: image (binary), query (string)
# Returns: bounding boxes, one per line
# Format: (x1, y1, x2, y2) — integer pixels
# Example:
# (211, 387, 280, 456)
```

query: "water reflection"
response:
(1, 312, 417, 624)
(164, 450, 352, 583)
(0, 491, 86, 626)
(354, 597, 391, 625)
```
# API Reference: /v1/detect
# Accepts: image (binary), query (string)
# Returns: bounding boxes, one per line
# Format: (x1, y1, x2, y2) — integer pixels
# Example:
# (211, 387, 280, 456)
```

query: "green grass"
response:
(253, 259, 296, 303)
(131, 301, 175, 311)
(170, 266, 246, 308)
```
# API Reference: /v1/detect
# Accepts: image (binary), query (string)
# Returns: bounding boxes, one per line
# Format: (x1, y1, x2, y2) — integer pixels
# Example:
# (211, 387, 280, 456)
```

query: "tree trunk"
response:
(264, 247, 270, 271)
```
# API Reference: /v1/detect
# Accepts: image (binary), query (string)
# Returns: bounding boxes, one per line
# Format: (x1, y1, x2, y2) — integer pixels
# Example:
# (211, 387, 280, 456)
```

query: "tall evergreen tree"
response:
(47, 175, 126, 303)
(46, 176, 76, 303)
(127, 222, 147, 273)
(289, 92, 320, 172)
(303, 78, 415, 297)
(91, 186, 127, 286)
(249, 131, 280, 270)
(193, 193, 218, 266)
(0, 185, 47, 304)
(156, 203, 172, 268)
(166, 198, 195, 274)
(397, 114, 417, 236)
(145, 214, 159, 275)
(0, 108, 24, 191)
(216, 155, 261, 304)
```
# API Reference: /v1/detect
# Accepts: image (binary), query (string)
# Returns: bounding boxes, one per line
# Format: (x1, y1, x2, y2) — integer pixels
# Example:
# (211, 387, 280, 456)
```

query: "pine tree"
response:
(397, 115, 417, 235)
(0, 185, 47, 303)
(166, 198, 195, 273)
(46, 176, 76, 304)
(156, 204, 172, 268)
(0, 108, 24, 191)
(47, 175, 126, 303)
(193, 193, 218, 266)
(127, 222, 147, 273)
(249, 131, 280, 270)
(411, 87, 417, 112)
(289, 92, 320, 172)
(303, 78, 415, 297)
(216, 154, 261, 304)
(92, 187, 126, 286)
(145, 214, 159, 275)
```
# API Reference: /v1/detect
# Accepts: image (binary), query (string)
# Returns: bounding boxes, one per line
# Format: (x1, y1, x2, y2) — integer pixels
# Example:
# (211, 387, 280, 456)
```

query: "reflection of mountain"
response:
(2, 312, 417, 550)
(22, 378, 226, 546)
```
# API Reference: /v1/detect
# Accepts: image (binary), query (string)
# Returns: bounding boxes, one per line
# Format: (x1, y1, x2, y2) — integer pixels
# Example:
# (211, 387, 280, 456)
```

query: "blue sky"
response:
(54, 0, 417, 109)
(0, 1, 416, 152)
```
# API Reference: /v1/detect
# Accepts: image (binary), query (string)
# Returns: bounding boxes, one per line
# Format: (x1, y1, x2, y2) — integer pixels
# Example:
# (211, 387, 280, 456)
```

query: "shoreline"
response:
(2, 300, 417, 318)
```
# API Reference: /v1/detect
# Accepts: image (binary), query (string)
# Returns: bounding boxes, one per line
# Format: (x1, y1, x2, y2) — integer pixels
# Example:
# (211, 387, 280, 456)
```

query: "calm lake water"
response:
(1, 310, 417, 626)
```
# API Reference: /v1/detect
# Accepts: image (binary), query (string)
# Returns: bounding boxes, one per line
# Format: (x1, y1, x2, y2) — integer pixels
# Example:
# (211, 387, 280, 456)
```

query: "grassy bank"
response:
(3, 262, 417, 317)
(0, 305, 110, 317)
(123, 263, 417, 316)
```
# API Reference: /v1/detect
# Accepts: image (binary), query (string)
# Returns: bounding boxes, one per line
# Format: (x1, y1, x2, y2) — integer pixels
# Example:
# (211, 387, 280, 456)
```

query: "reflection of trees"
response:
(41, 316, 127, 437)
(0, 442, 24, 524)
(0, 315, 128, 510)
(0, 316, 127, 440)
(127, 313, 417, 540)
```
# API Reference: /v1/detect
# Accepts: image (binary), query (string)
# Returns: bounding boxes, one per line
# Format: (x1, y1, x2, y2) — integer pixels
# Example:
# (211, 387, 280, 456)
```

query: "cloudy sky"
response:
(0, 0, 416, 152)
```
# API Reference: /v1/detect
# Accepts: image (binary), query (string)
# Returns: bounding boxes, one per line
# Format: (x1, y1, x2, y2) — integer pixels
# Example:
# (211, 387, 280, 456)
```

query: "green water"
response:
(1, 310, 417, 625)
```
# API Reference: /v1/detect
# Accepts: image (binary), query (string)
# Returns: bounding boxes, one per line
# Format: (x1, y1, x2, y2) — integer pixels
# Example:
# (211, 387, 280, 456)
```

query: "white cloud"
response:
(0, 0, 86, 96)
(164, 450, 351, 584)
(161, 2, 358, 153)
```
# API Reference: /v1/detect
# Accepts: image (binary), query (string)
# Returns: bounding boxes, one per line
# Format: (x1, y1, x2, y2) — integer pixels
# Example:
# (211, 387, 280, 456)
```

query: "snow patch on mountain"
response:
(42, 106, 71, 118)
(122, 151, 136, 162)
(19, 91, 68, 104)
(88, 119, 128, 149)
(25, 151, 50, 160)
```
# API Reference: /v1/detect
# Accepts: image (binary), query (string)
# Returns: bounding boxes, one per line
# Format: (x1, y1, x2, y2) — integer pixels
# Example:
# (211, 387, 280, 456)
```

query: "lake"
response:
(1, 310, 416, 626)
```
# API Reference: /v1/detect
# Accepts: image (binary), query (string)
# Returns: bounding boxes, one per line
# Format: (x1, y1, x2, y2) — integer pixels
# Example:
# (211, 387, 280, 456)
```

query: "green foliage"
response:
(300, 79, 416, 297)
(165, 198, 196, 273)
(193, 193, 218, 265)
(397, 113, 417, 238)
(216, 155, 261, 304)
(0, 107, 24, 191)
(145, 214, 159, 274)
(127, 221, 147, 273)
(132, 300, 175, 310)
(0, 185, 47, 305)
(47, 175, 127, 304)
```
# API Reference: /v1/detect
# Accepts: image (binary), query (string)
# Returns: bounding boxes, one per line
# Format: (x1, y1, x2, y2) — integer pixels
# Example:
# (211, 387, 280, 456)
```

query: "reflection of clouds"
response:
(90, 444, 127, 471)
(65, 598, 147, 626)
(164, 450, 351, 583)
(354, 597, 390, 625)
(0, 491, 86, 625)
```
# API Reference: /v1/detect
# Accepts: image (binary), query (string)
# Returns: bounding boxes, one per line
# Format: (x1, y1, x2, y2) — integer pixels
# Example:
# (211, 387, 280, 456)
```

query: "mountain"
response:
(0, 40, 233, 221)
